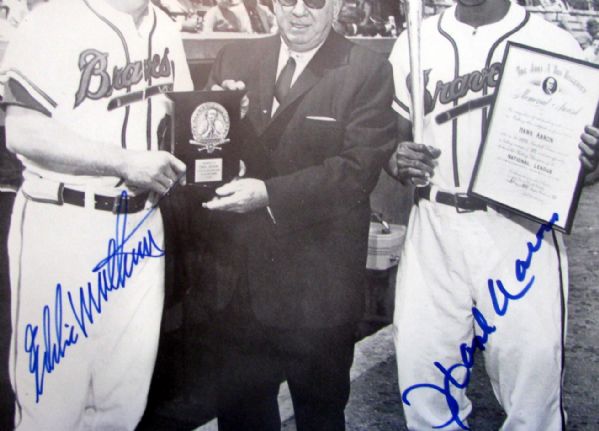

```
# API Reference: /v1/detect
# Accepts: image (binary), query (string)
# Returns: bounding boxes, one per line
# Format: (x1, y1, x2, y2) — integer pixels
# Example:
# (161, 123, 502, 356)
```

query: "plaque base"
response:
(167, 90, 243, 189)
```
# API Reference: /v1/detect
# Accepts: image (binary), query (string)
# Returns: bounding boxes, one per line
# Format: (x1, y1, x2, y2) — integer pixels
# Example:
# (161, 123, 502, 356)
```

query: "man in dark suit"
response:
(200, 0, 396, 428)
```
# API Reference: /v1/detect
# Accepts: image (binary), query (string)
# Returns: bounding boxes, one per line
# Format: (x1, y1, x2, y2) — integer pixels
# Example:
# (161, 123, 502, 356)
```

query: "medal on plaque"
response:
(167, 90, 243, 190)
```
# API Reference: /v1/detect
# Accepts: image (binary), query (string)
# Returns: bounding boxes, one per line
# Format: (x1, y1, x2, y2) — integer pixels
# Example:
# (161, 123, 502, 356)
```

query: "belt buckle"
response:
(111, 193, 129, 214)
(453, 192, 473, 214)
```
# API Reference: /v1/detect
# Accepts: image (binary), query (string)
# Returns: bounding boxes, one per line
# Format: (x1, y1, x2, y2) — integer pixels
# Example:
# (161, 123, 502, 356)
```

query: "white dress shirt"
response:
(271, 40, 324, 115)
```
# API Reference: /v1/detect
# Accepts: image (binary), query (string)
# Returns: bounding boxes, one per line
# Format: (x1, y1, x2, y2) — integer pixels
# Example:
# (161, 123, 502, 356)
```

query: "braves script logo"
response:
(407, 62, 502, 115)
(75, 47, 174, 107)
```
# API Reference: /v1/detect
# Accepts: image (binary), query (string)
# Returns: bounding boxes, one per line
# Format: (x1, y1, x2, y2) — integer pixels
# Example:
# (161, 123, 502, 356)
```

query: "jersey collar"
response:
(84, 0, 156, 35)
(443, 2, 525, 37)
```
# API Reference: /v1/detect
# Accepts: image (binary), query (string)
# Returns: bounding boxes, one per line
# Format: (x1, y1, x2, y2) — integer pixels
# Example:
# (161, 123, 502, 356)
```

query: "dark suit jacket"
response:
(201, 30, 396, 329)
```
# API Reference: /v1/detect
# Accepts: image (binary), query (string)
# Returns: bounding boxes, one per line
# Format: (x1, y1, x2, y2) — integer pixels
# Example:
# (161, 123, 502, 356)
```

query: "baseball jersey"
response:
(389, 3, 581, 193)
(0, 0, 193, 189)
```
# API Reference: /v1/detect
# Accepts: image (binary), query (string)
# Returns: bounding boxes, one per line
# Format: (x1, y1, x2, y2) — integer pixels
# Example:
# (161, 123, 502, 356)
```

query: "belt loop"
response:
(144, 192, 154, 211)
(84, 184, 94, 209)
(414, 185, 432, 205)
(112, 192, 128, 214)
(57, 182, 65, 205)
(428, 185, 438, 203)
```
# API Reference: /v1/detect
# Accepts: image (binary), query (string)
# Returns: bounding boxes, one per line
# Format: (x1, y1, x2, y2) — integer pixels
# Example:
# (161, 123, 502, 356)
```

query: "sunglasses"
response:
(277, 0, 326, 10)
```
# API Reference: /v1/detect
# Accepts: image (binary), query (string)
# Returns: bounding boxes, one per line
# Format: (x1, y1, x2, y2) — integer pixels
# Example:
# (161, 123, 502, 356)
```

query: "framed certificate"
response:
(469, 42, 599, 233)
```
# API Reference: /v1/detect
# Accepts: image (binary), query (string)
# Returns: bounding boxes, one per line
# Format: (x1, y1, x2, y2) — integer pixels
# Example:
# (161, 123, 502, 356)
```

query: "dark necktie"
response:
(274, 57, 296, 104)
(246, 5, 266, 33)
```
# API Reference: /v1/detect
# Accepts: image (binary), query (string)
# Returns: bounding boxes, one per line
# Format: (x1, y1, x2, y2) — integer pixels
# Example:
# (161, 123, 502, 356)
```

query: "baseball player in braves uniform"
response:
(388, 0, 599, 429)
(0, 0, 192, 429)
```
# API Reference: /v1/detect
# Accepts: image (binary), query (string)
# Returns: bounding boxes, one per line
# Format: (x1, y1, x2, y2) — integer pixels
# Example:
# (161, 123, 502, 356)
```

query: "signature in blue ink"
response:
(401, 212, 559, 430)
(23, 191, 164, 402)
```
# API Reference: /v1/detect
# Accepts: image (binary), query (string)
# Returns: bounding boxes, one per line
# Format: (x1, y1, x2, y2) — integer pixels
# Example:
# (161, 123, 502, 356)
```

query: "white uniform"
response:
(0, 0, 192, 429)
(390, 4, 581, 430)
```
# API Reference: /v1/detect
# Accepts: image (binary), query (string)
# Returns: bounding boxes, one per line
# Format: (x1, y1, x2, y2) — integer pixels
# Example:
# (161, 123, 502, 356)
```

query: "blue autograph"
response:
(23, 192, 164, 403)
(402, 212, 560, 430)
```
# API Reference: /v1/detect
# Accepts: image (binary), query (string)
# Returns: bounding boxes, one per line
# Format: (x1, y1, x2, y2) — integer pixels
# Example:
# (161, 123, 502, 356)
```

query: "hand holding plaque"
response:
(167, 90, 244, 191)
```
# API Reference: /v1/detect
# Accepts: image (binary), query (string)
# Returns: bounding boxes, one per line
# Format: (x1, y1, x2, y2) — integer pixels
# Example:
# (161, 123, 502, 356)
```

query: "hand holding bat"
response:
(391, 141, 441, 186)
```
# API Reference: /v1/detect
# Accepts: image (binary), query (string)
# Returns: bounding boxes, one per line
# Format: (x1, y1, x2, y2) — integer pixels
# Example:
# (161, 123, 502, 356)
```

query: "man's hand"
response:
(211, 79, 250, 119)
(203, 178, 268, 213)
(120, 150, 186, 195)
(579, 125, 599, 173)
(388, 141, 441, 186)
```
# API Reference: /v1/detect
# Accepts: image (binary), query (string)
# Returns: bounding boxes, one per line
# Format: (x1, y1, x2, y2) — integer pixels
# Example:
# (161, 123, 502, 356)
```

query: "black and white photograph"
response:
(0, 0, 598, 430)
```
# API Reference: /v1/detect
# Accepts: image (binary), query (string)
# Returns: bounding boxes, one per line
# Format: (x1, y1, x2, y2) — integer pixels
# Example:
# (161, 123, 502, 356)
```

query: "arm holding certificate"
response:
(387, 1, 599, 429)
(579, 125, 599, 173)
(469, 42, 599, 232)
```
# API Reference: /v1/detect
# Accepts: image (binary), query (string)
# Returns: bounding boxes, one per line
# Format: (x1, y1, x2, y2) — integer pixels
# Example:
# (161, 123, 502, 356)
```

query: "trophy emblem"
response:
(190, 102, 231, 154)
(167, 90, 243, 191)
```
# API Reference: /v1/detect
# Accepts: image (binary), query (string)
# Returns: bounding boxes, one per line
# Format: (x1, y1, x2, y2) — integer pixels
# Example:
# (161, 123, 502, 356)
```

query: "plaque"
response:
(469, 42, 599, 233)
(167, 90, 244, 189)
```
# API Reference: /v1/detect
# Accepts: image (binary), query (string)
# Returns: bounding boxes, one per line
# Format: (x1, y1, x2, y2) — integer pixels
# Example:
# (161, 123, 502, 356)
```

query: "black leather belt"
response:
(415, 186, 487, 213)
(62, 187, 148, 214)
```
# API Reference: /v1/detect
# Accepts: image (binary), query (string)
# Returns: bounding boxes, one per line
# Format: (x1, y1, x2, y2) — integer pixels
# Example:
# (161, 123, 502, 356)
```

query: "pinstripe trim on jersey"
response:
(83, 0, 135, 150)
(147, 10, 157, 151)
(122, 110, 131, 149)
(1, 69, 57, 114)
(172, 58, 177, 90)
(484, 12, 531, 78)
(437, 12, 461, 188)
(393, 95, 410, 115)
(82, 0, 131, 65)
(12, 196, 28, 427)
(552, 229, 567, 430)
(3, 78, 52, 117)
(481, 11, 531, 137)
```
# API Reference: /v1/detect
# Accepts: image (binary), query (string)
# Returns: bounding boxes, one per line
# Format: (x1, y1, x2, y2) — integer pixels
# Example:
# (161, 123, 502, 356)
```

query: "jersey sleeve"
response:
(0, 8, 71, 116)
(388, 32, 412, 121)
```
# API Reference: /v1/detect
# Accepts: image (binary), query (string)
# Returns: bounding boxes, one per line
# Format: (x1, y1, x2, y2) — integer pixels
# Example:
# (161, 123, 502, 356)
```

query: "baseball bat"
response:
(404, 0, 424, 145)
(403, 0, 434, 187)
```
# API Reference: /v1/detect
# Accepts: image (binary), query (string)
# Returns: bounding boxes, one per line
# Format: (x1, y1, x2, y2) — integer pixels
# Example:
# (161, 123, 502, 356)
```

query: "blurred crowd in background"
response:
(0, 0, 598, 47)
(0, 0, 45, 36)
(150, 0, 599, 39)
(149, 0, 402, 35)
(153, 0, 599, 44)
